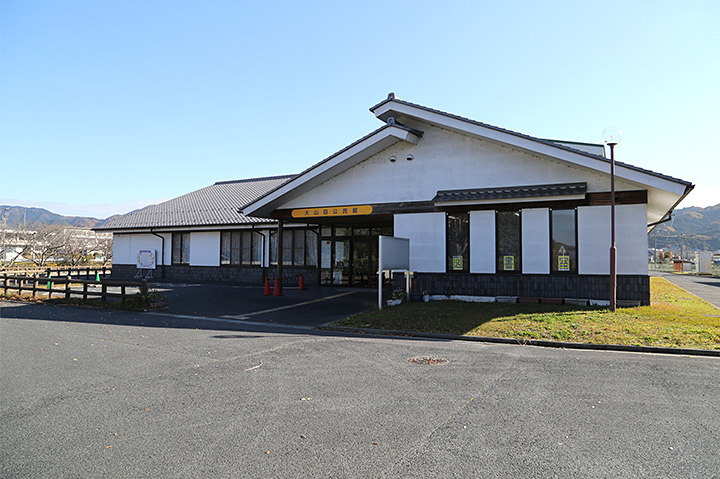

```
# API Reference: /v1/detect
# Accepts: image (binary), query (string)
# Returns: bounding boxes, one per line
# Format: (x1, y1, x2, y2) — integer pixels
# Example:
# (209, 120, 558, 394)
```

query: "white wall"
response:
(578, 206, 610, 274)
(522, 208, 550, 274)
(280, 124, 638, 209)
(190, 231, 220, 267)
(616, 204, 648, 274)
(578, 204, 648, 275)
(394, 213, 445, 273)
(113, 233, 170, 266)
(469, 210, 495, 273)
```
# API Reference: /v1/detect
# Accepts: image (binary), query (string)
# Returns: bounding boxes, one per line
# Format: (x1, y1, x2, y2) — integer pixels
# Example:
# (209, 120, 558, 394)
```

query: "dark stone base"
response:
(394, 273, 650, 305)
(111, 264, 319, 286)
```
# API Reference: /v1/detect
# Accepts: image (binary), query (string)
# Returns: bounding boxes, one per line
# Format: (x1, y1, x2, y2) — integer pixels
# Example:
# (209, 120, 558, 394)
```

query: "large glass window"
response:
(496, 210, 521, 272)
(241, 231, 252, 264)
(220, 231, 262, 265)
(269, 228, 318, 266)
(231, 231, 241, 265)
(220, 231, 231, 265)
(172, 232, 190, 264)
(446, 213, 469, 273)
(551, 209, 577, 273)
(282, 231, 293, 265)
(293, 230, 305, 265)
(305, 230, 317, 266)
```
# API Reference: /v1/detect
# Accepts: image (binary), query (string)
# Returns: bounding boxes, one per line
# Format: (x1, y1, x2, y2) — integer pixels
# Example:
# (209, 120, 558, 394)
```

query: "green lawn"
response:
(335, 277, 720, 350)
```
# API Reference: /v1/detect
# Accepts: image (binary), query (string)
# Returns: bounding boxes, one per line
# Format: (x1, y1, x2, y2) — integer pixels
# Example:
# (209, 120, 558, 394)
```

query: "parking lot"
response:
(149, 281, 380, 328)
(2, 298, 719, 478)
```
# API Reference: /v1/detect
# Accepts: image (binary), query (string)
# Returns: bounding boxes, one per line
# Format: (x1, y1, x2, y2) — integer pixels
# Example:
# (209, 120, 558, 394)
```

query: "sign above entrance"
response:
(291, 205, 373, 218)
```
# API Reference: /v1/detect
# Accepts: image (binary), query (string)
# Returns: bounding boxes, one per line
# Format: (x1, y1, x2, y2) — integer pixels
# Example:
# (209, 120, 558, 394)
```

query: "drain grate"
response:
(409, 356, 449, 365)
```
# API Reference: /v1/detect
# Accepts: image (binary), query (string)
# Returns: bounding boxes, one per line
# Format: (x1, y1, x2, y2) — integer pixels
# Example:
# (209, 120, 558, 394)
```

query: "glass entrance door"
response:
(319, 223, 391, 287)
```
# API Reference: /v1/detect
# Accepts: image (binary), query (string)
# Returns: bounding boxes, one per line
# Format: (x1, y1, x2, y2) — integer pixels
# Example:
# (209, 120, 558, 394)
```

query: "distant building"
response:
(97, 94, 694, 304)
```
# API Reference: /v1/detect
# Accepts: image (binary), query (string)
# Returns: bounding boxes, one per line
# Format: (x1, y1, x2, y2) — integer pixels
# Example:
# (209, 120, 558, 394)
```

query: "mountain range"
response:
(0, 205, 121, 229)
(649, 203, 720, 253)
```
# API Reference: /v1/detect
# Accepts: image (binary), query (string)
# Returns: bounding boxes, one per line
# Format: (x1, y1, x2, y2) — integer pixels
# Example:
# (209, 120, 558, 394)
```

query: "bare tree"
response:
(95, 235, 114, 266)
(57, 228, 113, 266)
(29, 224, 65, 268)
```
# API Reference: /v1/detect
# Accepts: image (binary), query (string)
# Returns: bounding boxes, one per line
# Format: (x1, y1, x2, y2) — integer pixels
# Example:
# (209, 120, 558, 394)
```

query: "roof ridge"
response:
(371, 95, 693, 187)
(214, 174, 296, 185)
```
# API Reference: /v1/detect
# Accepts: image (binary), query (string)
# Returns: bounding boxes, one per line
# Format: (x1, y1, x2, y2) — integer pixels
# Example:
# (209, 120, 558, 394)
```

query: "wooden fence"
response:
(1, 274, 148, 306)
(0, 266, 112, 279)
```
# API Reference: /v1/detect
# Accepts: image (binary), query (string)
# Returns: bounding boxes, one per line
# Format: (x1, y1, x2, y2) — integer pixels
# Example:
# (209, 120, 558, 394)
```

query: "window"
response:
(220, 231, 231, 264)
(172, 232, 190, 264)
(269, 228, 318, 266)
(551, 208, 577, 273)
(305, 230, 317, 266)
(293, 230, 305, 265)
(496, 210, 521, 272)
(282, 230, 293, 265)
(446, 213, 469, 273)
(220, 231, 262, 265)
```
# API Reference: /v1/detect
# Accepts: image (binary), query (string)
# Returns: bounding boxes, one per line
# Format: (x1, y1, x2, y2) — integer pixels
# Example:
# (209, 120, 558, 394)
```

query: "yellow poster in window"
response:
(453, 256, 463, 270)
(503, 256, 515, 271)
(558, 255, 570, 271)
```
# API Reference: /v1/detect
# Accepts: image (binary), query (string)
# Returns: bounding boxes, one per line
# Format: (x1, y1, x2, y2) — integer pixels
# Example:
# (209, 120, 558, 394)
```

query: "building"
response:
(97, 94, 694, 304)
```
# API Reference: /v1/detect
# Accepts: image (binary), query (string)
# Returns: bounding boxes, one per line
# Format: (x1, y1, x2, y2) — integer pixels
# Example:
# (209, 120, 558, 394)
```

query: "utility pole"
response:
(680, 234, 685, 261)
(654, 233, 657, 270)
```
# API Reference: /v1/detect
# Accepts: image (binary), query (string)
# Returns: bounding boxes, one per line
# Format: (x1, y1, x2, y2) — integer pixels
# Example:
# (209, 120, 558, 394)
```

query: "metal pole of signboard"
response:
(405, 271, 410, 302)
(378, 236, 383, 311)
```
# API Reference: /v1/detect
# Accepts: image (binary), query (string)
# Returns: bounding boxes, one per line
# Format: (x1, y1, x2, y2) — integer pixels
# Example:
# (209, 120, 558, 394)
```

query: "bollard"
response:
(264, 277, 271, 296)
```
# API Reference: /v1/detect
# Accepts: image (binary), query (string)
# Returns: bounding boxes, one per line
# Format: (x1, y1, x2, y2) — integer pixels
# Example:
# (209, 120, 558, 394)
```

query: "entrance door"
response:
(319, 223, 391, 287)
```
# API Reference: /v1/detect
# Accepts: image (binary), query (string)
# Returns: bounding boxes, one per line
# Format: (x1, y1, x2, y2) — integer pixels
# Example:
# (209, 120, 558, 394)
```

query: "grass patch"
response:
(335, 277, 720, 350)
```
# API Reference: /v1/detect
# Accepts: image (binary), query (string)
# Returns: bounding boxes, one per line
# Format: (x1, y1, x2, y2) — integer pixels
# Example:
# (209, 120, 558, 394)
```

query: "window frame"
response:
(445, 212, 470, 273)
(495, 210, 522, 274)
(220, 230, 263, 266)
(269, 227, 318, 267)
(549, 207, 578, 274)
(172, 232, 191, 265)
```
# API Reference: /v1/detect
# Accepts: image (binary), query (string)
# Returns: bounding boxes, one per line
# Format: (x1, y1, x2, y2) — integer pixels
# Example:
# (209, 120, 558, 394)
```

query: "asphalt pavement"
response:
(147, 281, 380, 328)
(2, 300, 719, 478)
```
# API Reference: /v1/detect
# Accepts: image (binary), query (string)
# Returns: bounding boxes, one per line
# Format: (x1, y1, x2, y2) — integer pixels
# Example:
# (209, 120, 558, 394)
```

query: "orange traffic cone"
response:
(274, 277, 282, 296)
(264, 277, 271, 296)
(298, 274, 306, 291)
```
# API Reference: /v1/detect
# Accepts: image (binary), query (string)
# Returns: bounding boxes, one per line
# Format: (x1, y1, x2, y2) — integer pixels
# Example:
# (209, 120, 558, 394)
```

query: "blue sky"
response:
(1, 0, 718, 219)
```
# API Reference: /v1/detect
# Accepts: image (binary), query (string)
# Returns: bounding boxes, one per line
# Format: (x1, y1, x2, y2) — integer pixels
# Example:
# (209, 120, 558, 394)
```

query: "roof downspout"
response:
(150, 229, 165, 279)
(647, 213, 673, 229)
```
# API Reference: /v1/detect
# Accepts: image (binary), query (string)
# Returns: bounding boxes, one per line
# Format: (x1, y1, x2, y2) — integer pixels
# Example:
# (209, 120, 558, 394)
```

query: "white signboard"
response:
(137, 249, 157, 269)
(378, 236, 410, 310)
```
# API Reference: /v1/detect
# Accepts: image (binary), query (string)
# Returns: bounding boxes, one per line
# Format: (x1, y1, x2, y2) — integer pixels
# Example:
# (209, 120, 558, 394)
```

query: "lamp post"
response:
(602, 127, 622, 312)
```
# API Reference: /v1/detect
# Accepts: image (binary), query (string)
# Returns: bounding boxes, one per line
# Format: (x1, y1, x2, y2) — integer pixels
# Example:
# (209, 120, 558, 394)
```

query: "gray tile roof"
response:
(433, 182, 587, 203)
(95, 175, 295, 231)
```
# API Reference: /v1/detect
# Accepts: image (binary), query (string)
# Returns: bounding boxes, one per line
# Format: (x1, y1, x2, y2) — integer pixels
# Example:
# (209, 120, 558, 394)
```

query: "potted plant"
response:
(387, 289, 406, 306)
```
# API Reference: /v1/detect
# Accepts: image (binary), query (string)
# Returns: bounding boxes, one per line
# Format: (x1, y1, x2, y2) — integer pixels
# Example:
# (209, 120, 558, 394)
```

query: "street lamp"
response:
(602, 127, 623, 312)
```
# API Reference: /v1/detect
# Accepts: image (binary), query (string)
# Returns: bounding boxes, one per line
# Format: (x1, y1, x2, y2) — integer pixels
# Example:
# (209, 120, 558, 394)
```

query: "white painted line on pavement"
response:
(220, 290, 359, 320)
(142, 311, 316, 330)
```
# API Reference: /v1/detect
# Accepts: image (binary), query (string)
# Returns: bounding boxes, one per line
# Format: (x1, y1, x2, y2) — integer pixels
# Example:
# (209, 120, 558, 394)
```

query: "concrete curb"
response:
(317, 325, 720, 358)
